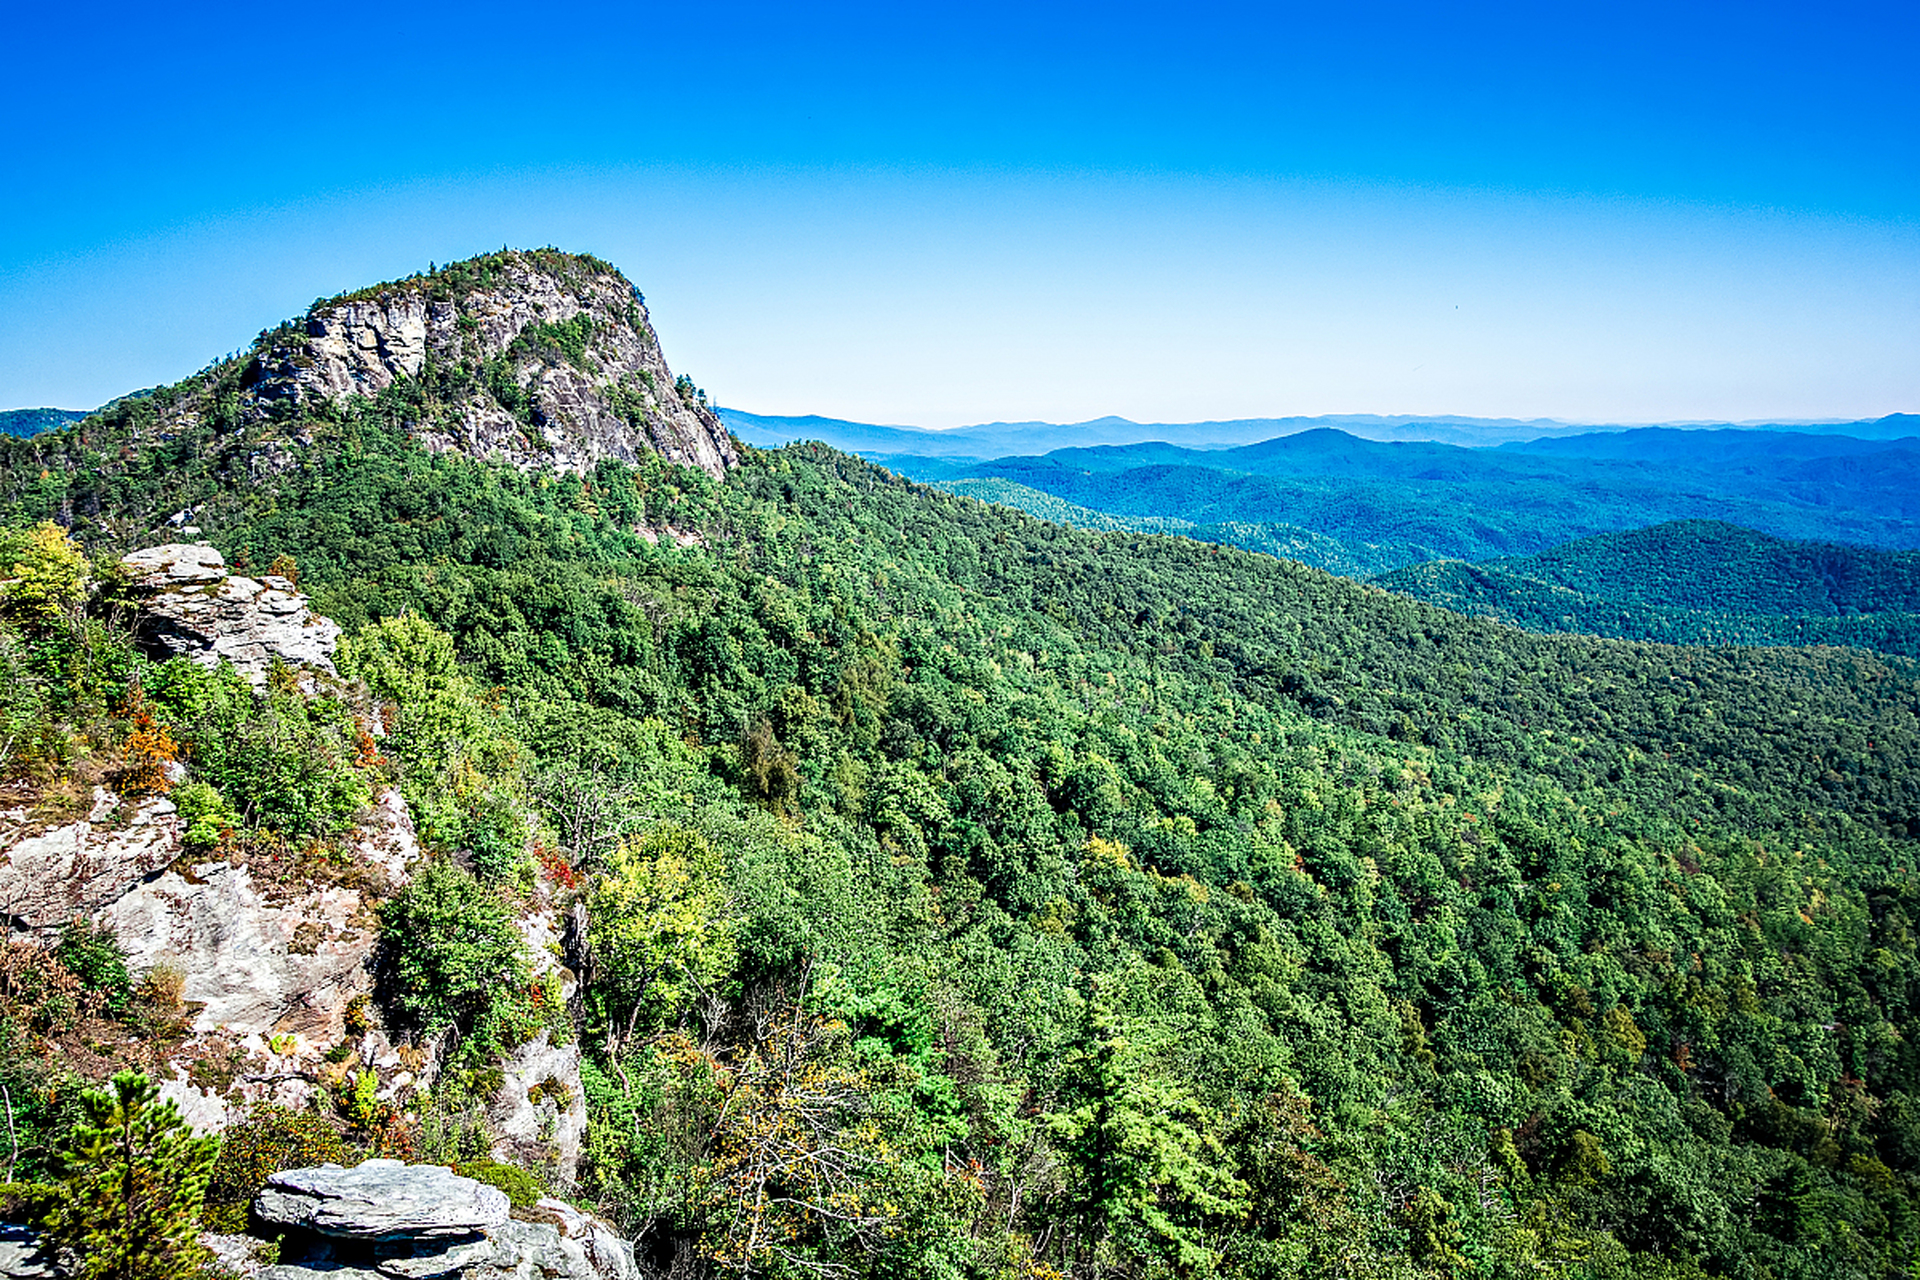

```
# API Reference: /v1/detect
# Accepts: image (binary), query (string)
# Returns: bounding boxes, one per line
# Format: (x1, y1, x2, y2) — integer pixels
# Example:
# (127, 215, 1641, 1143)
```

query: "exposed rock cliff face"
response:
(0, 776, 416, 1129)
(243, 251, 737, 479)
(0, 787, 180, 936)
(120, 543, 341, 686)
(486, 909, 588, 1179)
(0, 565, 586, 1177)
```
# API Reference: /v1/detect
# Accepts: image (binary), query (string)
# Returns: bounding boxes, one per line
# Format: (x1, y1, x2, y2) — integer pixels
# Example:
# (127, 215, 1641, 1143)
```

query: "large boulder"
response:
(252, 1161, 631, 1280)
(254, 1161, 508, 1241)
(120, 543, 341, 687)
(259, 1221, 590, 1280)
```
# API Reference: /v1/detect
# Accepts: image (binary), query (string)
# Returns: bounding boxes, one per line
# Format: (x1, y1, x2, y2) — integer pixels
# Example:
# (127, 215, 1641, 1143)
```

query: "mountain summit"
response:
(243, 248, 737, 478)
(14, 250, 737, 512)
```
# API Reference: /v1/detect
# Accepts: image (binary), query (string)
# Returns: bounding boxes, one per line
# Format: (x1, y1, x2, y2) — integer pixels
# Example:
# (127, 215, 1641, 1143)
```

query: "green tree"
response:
(55, 919, 132, 1018)
(42, 1069, 217, 1280)
(0, 522, 87, 634)
(337, 612, 525, 869)
(378, 858, 531, 1043)
(587, 824, 737, 1043)
(1046, 982, 1249, 1276)
(336, 613, 482, 774)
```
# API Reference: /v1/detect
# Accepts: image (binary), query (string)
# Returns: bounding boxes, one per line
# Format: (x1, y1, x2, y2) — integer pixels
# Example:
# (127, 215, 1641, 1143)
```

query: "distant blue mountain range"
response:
(0, 408, 88, 437)
(746, 417, 1920, 580)
(719, 406, 1920, 456)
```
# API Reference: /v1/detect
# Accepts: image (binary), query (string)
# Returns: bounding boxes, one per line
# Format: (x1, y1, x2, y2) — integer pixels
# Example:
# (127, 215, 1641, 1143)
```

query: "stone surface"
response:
(107, 857, 373, 1040)
(249, 1162, 628, 1280)
(259, 1266, 381, 1280)
(470, 1220, 593, 1280)
(202, 1232, 271, 1280)
(350, 787, 420, 882)
(121, 544, 341, 686)
(364, 1235, 497, 1279)
(531, 1201, 637, 1280)
(481, 909, 587, 1181)
(254, 1160, 510, 1241)
(2, 772, 416, 1121)
(0, 1224, 60, 1280)
(103, 783, 416, 1119)
(486, 1031, 587, 1184)
(160, 1076, 237, 1135)
(0, 788, 178, 934)
(244, 252, 737, 480)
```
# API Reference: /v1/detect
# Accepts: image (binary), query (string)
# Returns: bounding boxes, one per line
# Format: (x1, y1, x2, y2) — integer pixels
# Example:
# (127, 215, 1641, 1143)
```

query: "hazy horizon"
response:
(5, 3, 1914, 425)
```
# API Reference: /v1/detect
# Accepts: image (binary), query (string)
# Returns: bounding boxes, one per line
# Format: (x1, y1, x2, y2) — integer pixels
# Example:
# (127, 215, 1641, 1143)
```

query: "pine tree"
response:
(1046, 980, 1249, 1276)
(43, 1070, 218, 1280)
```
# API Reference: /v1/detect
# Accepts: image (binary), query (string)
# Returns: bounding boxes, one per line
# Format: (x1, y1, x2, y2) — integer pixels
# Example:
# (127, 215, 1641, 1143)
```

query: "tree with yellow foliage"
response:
(0, 521, 87, 634)
(587, 824, 738, 1047)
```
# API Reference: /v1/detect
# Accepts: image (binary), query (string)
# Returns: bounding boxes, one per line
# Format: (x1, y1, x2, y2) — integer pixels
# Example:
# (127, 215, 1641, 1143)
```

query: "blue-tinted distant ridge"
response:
(720, 407, 1919, 457)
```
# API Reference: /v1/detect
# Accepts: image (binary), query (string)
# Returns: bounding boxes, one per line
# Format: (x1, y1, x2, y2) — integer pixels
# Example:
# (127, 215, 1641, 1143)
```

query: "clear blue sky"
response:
(3, 0, 1914, 425)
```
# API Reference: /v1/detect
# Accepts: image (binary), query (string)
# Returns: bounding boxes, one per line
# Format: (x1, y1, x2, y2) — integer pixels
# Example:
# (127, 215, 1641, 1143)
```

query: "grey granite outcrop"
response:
(255, 1160, 509, 1242)
(0, 787, 178, 934)
(528, 1201, 637, 1280)
(245, 252, 737, 480)
(1, 775, 418, 1123)
(120, 543, 340, 686)
(252, 1162, 632, 1280)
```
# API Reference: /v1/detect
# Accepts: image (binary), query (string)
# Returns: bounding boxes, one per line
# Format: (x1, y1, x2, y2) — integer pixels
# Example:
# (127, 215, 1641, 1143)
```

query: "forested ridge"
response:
(1375, 523, 1920, 658)
(0, 407, 86, 438)
(3, 252, 1920, 1280)
(903, 429, 1920, 576)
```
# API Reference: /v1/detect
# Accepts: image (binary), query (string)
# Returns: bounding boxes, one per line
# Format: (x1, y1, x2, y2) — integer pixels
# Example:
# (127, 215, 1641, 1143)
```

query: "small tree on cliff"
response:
(42, 1069, 217, 1280)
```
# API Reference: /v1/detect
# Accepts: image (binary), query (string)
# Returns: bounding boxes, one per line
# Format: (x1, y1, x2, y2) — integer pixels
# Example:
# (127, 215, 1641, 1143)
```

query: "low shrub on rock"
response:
(202, 1105, 347, 1234)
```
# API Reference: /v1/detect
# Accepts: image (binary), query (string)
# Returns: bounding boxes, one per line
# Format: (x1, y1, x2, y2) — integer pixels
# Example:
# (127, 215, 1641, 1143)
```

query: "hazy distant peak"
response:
(720, 407, 1918, 458)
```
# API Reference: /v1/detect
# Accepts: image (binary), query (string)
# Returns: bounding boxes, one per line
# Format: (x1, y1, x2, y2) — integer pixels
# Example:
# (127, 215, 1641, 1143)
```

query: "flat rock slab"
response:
(259, 1267, 381, 1280)
(255, 1161, 509, 1241)
(123, 542, 227, 587)
(0, 1224, 62, 1280)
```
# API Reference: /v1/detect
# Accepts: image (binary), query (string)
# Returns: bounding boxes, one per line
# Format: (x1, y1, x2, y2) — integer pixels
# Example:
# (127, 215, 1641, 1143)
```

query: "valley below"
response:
(2, 250, 1917, 1280)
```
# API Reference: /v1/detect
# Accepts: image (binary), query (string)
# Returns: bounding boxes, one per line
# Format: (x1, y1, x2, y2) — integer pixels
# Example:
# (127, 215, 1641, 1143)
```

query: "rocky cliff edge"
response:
(241, 249, 737, 479)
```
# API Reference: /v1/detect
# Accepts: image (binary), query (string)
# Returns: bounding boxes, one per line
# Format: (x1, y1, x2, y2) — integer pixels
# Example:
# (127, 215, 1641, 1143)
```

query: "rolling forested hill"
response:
(4, 251, 1920, 1280)
(1375, 521, 1920, 656)
(892, 429, 1920, 575)
(0, 407, 86, 437)
(932, 476, 1390, 577)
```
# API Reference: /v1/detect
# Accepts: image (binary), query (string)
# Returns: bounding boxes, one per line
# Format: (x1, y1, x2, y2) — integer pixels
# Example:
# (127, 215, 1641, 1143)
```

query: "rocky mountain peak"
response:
(241, 249, 737, 478)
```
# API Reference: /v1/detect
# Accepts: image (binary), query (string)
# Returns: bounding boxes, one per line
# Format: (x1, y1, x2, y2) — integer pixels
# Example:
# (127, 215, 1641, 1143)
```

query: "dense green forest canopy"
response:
(1374, 522, 1920, 658)
(5, 251, 1920, 1280)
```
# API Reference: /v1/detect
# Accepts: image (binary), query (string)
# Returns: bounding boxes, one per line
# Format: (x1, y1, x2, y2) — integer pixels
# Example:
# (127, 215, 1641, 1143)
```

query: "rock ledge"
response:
(121, 543, 340, 687)
(255, 1161, 507, 1242)
(249, 1161, 633, 1280)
